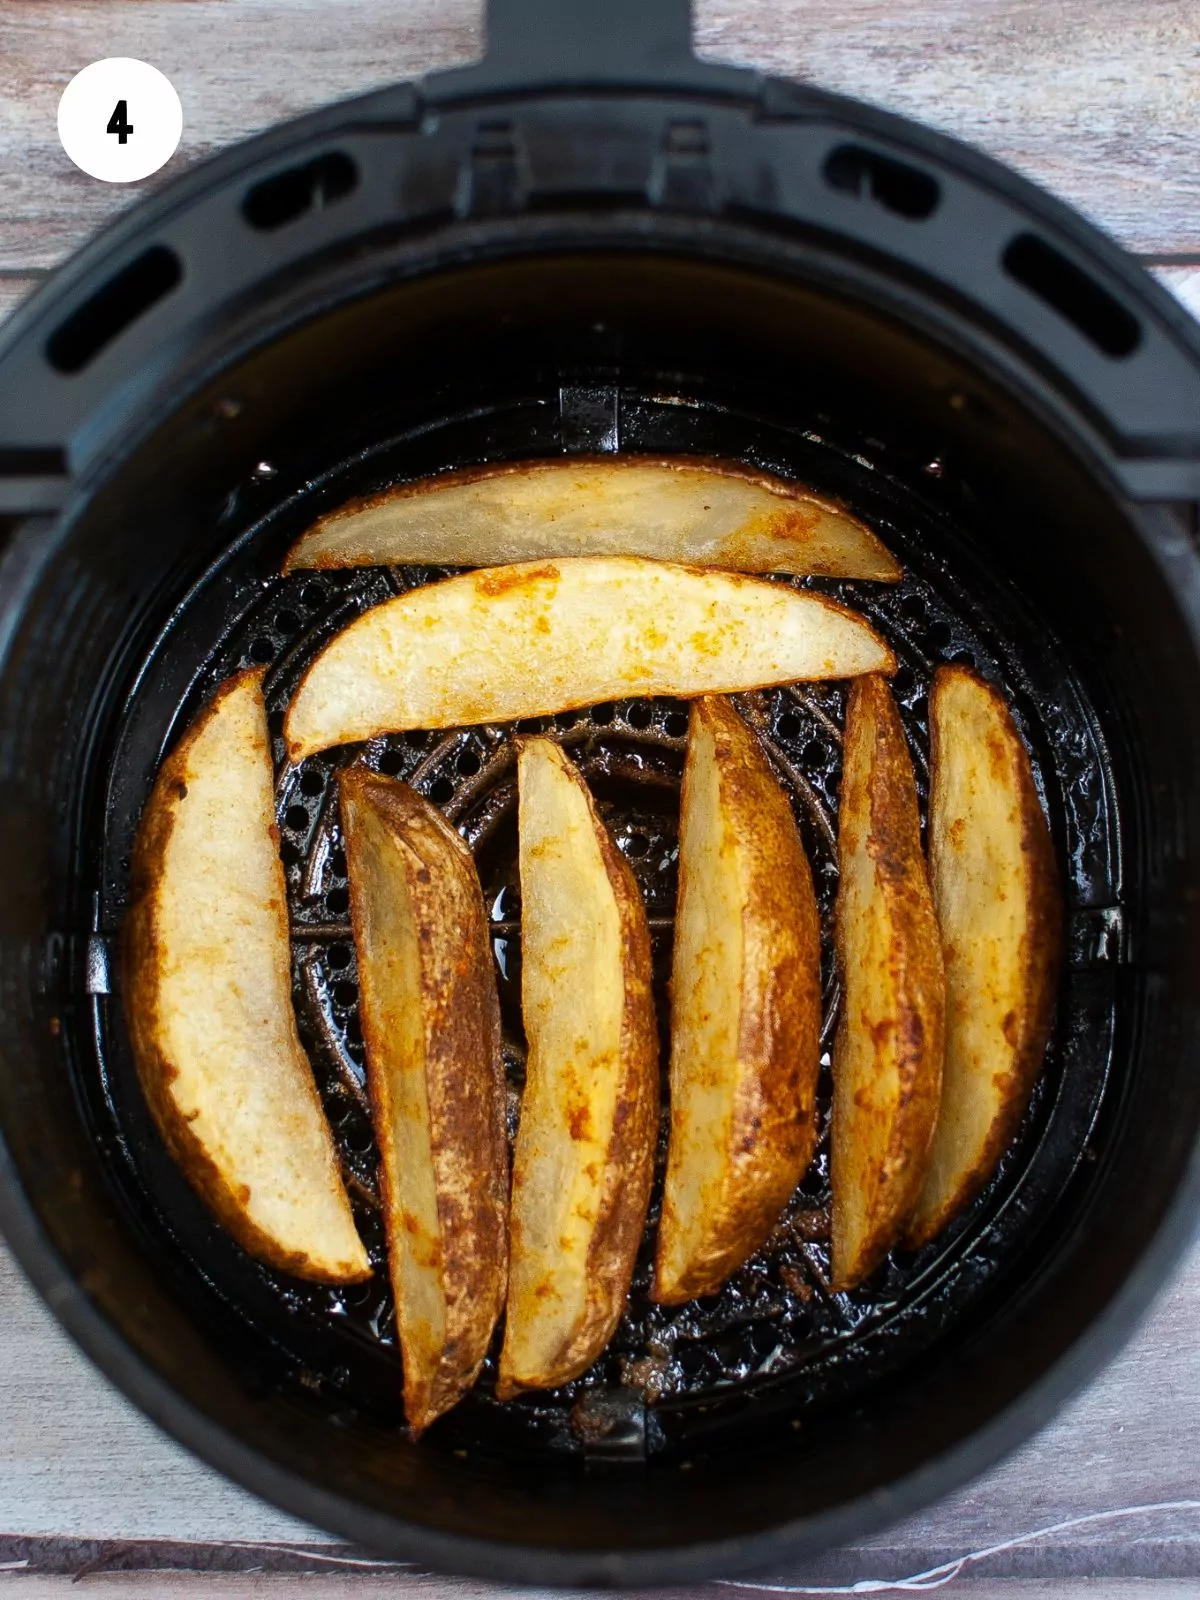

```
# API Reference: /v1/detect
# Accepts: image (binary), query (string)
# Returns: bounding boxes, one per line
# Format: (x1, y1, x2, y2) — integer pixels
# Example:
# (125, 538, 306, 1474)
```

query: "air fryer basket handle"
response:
(428, 0, 751, 97)
(483, 0, 693, 77)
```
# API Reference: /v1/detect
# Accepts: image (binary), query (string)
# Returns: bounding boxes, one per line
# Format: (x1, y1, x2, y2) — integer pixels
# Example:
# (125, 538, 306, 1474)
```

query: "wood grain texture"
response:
(1162, 267, 1200, 321)
(0, 0, 1198, 272)
(0, 275, 46, 325)
(0, 1583, 1192, 1600)
(1, 2, 1200, 1587)
(0, 1580, 1196, 1593)
(2, 1229, 1200, 1576)
(0, 0, 481, 273)
(695, 0, 1200, 258)
(0, 1578, 1192, 1600)
(0, 1247, 313, 1544)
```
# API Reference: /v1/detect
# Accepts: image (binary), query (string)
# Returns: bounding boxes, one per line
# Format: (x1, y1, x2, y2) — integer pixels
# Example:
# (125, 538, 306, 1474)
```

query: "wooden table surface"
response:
(1, 3, 1199, 1595)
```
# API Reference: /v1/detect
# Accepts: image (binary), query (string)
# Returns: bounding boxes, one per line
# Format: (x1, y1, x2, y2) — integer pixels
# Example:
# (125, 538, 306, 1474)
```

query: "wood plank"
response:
(697, 0, 1200, 258)
(0, 1248, 314, 1544)
(0, 1582, 1192, 1600)
(1, 1230, 1200, 1574)
(0, 0, 1198, 273)
(0, 275, 45, 326)
(0, 0, 480, 275)
(1158, 267, 1200, 322)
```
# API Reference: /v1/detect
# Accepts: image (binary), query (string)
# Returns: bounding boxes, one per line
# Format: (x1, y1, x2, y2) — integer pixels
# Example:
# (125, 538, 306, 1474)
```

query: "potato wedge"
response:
(283, 457, 901, 582)
(340, 770, 508, 1434)
(122, 669, 370, 1284)
(831, 674, 945, 1290)
(497, 738, 658, 1396)
(655, 697, 822, 1304)
(284, 557, 894, 761)
(905, 666, 1061, 1248)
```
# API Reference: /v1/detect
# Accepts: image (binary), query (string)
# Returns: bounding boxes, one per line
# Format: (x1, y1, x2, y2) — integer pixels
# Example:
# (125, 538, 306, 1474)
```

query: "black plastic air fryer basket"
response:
(3, 0, 1200, 1583)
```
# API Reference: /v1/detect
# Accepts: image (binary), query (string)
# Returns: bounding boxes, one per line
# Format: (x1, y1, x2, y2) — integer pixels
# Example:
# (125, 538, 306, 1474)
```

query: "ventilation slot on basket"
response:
(1003, 233, 1141, 358)
(242, 152, 358, 231)
(823, 145, 940, 220)
(45, 246, 182, 375)
(0, 447, 67, 476)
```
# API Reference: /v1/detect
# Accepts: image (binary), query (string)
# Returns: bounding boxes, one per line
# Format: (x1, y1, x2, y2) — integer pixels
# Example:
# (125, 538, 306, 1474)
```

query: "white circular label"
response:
(58, 59, 183, 183)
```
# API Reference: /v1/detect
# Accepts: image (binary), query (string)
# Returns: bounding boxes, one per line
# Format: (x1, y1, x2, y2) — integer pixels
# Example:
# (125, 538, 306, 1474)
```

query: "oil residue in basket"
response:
(94, 401, 1120, 1459)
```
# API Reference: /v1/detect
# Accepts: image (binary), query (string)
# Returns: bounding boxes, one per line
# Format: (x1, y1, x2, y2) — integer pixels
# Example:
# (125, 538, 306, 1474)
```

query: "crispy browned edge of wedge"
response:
(282, 454, 902, 581)
(496, 740, 659, 1397)
(654, 697, 822, 1304)
(121, 669, 370, 1286)
(339, 768, 509, 1433)
(830, 674, 945, 1290)
(282, 566, 898, 764)
(904, 665, 1062, 1249)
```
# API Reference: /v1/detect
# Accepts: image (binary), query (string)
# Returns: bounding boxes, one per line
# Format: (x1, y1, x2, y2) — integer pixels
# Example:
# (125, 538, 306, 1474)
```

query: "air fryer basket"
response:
(3, 0, 1200, 1583)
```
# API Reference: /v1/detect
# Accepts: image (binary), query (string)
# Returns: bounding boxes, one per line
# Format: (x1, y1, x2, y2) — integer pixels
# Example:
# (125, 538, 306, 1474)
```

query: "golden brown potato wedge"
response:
(283, 457, 901, 582)
(122, 669, 370, 1284)
(655, 697, 822, 1304)
(497, 738, 658, 1396)
(905, 666, 1061, 1248)
(285, 557, 894, 761)
(340, 770, 508, 1434)
(831, 674, 945, 1290)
